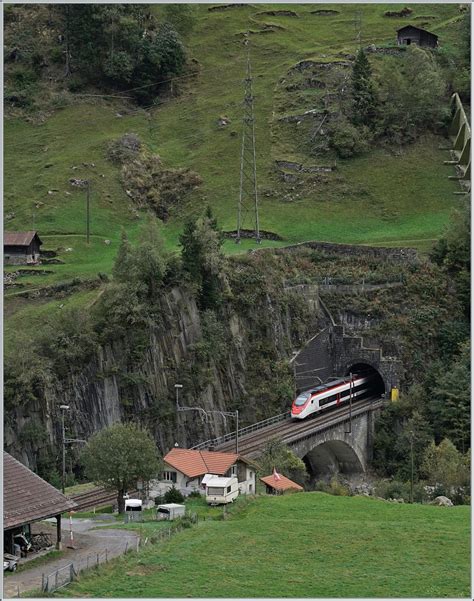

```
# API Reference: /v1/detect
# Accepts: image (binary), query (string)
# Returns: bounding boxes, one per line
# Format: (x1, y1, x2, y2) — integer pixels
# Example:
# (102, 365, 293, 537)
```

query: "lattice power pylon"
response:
(236, 35, 260, 244)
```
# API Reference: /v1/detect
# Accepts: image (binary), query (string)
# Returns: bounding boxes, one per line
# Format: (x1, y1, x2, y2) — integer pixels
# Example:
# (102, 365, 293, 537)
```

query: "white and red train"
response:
(291, 374, 373, 420)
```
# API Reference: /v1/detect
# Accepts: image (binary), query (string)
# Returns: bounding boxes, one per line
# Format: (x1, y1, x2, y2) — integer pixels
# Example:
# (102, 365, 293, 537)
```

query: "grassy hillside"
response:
(4, 3, 467, 348)
(60, 493, 470, 598)
(4, 5, 463, 282)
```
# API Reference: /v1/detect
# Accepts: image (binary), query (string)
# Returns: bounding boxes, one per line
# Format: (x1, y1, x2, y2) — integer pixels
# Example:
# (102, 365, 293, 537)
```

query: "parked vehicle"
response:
(205, 476, 239, 505)
(3, 554, 18, 572)
(156, 503, 186, 520)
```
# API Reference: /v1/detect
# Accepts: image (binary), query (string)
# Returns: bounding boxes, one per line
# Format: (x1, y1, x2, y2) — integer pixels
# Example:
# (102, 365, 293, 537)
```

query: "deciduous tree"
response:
(421, 438, 469, 491)
(257, 438, 307, 486)
(82, 422, 161, 513)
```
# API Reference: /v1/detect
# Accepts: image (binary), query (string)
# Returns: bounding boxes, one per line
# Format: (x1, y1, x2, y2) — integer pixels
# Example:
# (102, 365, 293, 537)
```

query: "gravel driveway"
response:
(3, 518, 139, 598)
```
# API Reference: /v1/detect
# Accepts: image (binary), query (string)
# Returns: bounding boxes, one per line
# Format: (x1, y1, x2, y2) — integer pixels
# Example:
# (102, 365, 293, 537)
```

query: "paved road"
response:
(3, 518, 138, 598)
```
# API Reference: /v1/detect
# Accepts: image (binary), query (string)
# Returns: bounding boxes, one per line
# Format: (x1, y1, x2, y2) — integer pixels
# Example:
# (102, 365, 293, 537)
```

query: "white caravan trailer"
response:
(205, 476, 239, 505)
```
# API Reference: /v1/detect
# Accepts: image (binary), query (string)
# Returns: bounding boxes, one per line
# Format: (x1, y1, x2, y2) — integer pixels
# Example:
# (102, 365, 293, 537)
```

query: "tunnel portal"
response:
(345, 362, 386, 398)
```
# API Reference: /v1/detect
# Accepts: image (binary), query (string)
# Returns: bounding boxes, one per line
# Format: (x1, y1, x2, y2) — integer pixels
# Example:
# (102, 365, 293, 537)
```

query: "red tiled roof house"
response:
(152, 448, 256, 498)
(4, 231, 42, 265)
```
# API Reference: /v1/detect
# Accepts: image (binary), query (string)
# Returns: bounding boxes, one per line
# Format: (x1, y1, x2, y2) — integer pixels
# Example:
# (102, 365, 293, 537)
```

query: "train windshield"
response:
(294, 391, 311, 406)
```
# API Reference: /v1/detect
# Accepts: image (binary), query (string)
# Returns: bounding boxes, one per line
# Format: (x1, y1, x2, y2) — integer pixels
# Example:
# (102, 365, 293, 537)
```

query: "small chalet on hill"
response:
(152, 448, 256, 497)
(4, 231, 42, 265)
(397, 25, 438, 48)
(3, 452, 76, 554)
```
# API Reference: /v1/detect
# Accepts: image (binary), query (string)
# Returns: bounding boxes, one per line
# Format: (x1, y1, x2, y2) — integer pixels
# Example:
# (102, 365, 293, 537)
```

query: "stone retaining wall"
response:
(254, 240, 419, 264)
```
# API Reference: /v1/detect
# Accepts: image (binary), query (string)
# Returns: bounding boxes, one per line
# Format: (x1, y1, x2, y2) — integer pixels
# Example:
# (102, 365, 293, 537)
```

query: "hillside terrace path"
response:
(3, 518, 138, 598)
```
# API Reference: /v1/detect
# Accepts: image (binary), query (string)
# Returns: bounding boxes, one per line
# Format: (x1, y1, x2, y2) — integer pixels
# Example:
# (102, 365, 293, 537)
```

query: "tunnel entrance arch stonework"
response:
(293, 299, 403, 395)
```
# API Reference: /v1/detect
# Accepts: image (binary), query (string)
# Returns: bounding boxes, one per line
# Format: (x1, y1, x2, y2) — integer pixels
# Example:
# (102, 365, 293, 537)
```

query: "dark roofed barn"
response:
(397, 25, 438, 48)
(4, 231, 42, 265)
(3, 452, 76, 555)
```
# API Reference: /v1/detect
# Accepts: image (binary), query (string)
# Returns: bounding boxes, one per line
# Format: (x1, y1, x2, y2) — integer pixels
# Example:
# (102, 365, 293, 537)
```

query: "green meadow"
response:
(60, 493, 470, 598)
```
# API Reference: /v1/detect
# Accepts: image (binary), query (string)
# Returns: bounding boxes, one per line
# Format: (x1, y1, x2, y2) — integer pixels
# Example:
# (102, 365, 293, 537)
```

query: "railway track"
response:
(216, 397, 384, 458)
(68, 488, 120, 512)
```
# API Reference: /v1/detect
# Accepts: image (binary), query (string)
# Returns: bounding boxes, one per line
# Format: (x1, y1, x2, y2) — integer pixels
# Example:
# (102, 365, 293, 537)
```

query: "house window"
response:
(230, 465, 237, 476)
(162, 471, 177, 483)
(249, 484, 253, 492)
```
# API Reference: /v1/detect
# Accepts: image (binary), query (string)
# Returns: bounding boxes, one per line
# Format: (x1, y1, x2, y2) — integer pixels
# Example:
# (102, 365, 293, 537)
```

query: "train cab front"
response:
(291, 391, 311, 419)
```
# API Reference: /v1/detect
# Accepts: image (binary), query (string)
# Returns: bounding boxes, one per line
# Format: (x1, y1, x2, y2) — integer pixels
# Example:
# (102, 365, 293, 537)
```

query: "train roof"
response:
(306, 375, 362, 394)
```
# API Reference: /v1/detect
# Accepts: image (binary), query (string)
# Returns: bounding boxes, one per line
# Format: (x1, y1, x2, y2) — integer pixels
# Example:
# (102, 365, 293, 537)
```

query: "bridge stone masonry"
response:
(289, 403, 380, 476)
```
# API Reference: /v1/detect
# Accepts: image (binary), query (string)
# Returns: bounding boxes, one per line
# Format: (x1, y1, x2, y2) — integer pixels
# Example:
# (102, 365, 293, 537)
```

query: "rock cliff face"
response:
(5, 284, 319, 470)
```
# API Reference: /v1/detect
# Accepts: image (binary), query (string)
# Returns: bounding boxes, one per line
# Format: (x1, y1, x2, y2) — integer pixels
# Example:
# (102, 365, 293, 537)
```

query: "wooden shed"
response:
(260, 472, 303, 495)
(397, 25, 438, 48)
(3, 452, 77, 554)
(4, 231, 42, 265)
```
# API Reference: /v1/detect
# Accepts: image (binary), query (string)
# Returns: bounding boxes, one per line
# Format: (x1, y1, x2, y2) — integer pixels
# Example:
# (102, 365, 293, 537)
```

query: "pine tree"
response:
(179, 214, 225, 310)
(351, 49, 377, 128)
(180, 220, 203, 288)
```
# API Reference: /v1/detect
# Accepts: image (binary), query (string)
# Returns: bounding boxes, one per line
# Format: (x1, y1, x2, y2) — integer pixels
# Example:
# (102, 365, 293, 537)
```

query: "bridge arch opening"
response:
(304, 440, 364, 477)
(345, 362, 386, 397)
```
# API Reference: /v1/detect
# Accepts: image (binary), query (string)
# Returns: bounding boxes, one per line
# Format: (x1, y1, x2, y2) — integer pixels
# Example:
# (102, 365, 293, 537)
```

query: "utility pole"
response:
(86, 180, 91, 245)
(235, 410, 239, 454)
(354, 10, 363, 49)
(410, 430, 414, 503)
(344, 373, 353, 434)
(236, 34, 260, 244)
(60, 405, 70, 494)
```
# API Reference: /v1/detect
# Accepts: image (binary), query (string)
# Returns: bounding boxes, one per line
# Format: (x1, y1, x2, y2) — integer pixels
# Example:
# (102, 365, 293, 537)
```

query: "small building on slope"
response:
(152, 448, 256, 498)
(260, 471, 304, 495)
(4, 231, 42, 265)
(3, 452, 77, 554)
(397, 25, 438, 48)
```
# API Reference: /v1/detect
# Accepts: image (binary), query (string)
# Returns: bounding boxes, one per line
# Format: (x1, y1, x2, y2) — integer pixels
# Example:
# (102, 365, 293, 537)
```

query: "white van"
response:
(205, 476, 239, 505)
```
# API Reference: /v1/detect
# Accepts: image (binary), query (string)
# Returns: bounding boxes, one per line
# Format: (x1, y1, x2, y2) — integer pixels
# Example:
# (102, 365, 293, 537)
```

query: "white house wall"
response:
(150, 463, 256, 499)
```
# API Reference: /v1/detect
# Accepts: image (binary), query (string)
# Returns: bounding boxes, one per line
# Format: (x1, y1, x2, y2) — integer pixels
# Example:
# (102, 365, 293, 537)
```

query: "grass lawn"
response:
(60, 493, 470, 598)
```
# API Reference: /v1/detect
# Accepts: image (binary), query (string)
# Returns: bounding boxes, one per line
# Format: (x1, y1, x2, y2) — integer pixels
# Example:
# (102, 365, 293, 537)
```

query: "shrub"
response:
(327, 476, 351, 496)
(164, 486, 185, 504)
(330, 120, 370, 158)
(107, 133, 142, 164)
(154, 495, 165, 506)
(187, 490, 203, 499)
(373, 479, 429, 503)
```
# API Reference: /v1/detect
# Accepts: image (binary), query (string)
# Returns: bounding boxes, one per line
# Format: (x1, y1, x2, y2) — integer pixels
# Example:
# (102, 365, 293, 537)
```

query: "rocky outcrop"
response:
(431, 495, 454, 507)
(5, 284, 318, 470)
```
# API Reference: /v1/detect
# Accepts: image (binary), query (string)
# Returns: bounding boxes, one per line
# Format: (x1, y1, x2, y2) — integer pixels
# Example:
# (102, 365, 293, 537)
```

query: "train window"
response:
(320, 394, 337, 407)
(295, 391, 311, 406)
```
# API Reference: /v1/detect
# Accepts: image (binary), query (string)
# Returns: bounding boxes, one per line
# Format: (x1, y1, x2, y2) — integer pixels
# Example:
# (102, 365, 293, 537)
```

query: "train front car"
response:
(291, 374, 374, 420)
(291, 390, 314, 419)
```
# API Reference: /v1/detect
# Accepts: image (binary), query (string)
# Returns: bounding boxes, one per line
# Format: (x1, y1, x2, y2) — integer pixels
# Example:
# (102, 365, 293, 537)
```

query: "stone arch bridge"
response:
(195, 397, 385, 478)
